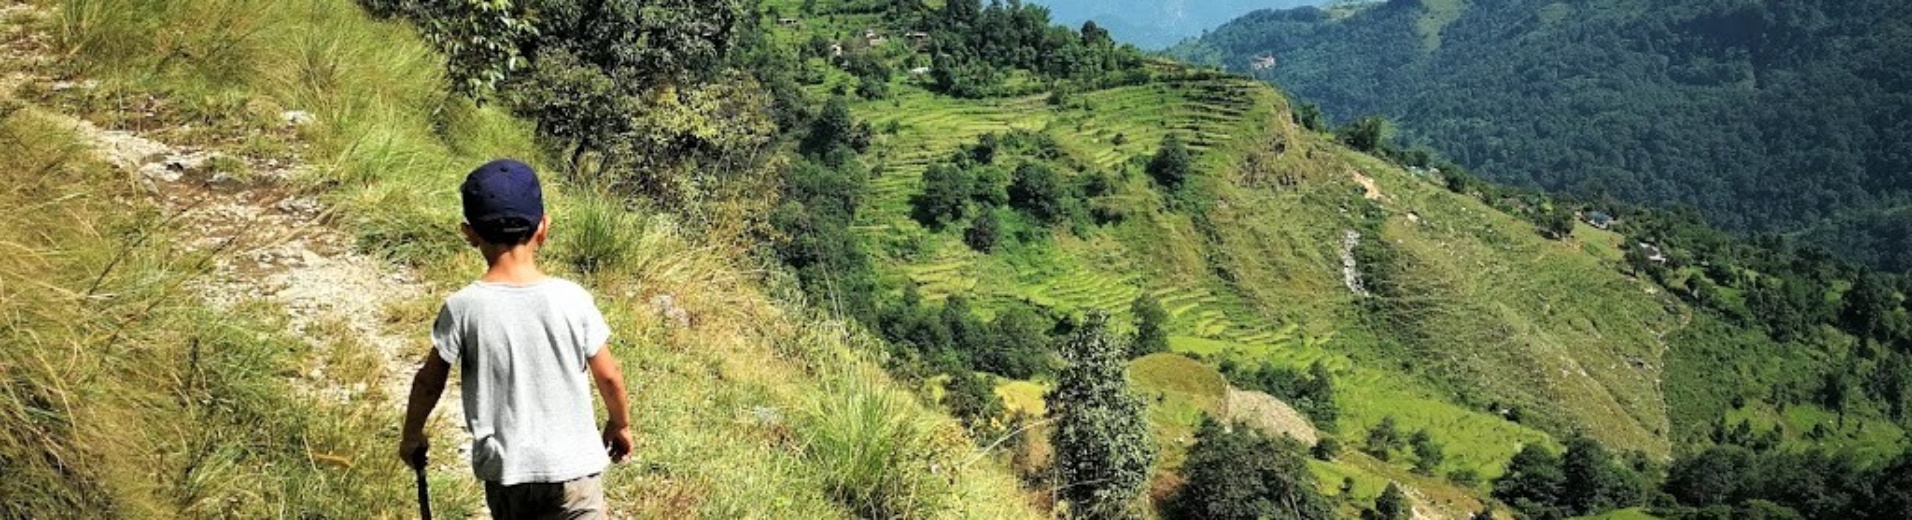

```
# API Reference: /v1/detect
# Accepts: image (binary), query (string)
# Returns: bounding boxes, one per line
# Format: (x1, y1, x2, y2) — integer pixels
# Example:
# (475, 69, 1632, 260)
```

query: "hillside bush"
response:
(1129, 293, 1170, 358)
(1363, 416, 1404, 461)
(1411, 429, 1445, 476)
(963, 210, 1002, 253)
(1146, 133, 1193, 190)
(1008, 162, 1069, 225)
(1369, 482, 1409, 520)
(912, 163, 974, 228)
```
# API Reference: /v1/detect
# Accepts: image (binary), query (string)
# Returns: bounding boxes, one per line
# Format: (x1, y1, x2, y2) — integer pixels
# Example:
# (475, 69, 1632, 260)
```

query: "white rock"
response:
(280, 110, 316, 127)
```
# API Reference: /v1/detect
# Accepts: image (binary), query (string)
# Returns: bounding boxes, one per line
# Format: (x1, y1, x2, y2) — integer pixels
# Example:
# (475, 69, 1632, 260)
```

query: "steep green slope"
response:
(772, 0, 1679, 506)
(1169, 0, 1912, 272)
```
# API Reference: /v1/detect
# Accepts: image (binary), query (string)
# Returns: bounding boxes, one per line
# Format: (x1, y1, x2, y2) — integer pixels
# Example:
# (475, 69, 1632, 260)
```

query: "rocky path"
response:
(2, 0, 468, 472)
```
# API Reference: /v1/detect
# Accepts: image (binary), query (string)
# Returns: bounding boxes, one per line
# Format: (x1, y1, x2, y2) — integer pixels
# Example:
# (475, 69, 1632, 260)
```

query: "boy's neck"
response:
(480, 245, 546, 285)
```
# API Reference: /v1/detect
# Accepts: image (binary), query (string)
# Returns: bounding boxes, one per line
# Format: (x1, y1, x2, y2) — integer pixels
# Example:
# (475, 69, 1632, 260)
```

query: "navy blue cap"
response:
(460, 159, 544, 242)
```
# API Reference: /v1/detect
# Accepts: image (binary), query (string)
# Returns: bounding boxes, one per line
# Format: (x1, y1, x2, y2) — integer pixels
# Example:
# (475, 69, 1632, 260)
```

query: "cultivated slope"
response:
(765, 8, 1693, 515)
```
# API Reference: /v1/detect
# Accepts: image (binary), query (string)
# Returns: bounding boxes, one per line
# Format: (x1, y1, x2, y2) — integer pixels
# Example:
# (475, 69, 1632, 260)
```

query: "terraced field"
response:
(847, 82, 1573, 507)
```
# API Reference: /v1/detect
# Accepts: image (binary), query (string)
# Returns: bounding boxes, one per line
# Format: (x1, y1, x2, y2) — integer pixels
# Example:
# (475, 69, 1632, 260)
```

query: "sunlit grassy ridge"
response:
(5, 0, 1036, 517)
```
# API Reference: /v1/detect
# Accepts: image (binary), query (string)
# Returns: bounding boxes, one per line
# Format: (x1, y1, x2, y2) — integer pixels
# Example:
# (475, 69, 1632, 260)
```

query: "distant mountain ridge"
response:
(1028, 0, 1326, 49)
(1170, 0, 1912, 272)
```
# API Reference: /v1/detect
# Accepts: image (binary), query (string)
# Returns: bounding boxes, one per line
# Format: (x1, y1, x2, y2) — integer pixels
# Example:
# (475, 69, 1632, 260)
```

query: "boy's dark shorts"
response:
(483, 473, 606, 520)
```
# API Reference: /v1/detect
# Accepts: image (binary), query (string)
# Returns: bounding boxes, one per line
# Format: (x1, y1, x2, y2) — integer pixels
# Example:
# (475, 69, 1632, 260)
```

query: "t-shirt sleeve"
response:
(579, 290, 612, 359)
(430, 303, 461, 365)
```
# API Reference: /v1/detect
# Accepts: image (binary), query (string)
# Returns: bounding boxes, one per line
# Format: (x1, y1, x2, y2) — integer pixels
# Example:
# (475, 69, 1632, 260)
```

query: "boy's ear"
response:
(533, 214, 551, 247)
(459, 222, 482, 247)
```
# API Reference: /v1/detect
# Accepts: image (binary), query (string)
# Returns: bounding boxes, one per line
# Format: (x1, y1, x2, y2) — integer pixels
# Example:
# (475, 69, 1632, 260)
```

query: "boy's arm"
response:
(398, 351, 451, 469)
(587, 345, 633, 462)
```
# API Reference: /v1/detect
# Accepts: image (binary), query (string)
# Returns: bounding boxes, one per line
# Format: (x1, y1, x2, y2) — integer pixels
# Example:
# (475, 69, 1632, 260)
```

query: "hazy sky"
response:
(1027, 0, 1331, 49)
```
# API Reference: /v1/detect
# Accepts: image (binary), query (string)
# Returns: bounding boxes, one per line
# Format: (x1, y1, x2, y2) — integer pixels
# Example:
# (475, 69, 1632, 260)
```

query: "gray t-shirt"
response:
(432, 278, 612, 485)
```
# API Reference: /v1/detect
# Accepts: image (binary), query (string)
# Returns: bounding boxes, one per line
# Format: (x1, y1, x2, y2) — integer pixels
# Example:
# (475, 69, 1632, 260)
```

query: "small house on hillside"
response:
(1251, 55, 1277, 71)
(778, 18, 800, 26)
(1584, 211, 1615, 230)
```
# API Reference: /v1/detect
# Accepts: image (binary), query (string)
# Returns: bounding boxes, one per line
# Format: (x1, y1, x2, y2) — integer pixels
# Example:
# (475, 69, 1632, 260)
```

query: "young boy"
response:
(400, 159, 633, 518)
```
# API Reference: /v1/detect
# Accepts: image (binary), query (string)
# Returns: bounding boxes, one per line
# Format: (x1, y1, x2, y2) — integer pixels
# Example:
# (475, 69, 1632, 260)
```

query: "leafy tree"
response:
(979, 304, 1052, 379)
(1363, 416, 1403, 461)
(1311, 436, 1341, 461)
(964, 210, 1002, 253)
(1080, 20, 1112, 47)
(508, 48, 636, 165)
(944, 369, 1004, 434)
(803, 97, 862, 157)
(1146, 134, 1193, 189)
(1493, 444, 1566, 520)
(1538, 206, 1576, 240)
(1170, 417, 1335, 520)
(856, 75, 889, 99)
(1449, 468, 1482, 489)
(1560, 436, 1625, 515)
(913, 164, 973, 228)
(1294, 103, 1327, 132)
(1873, 452, 1912, 519)
(1664, 445, 1753, 507)
(1410, 429, 1443, 475)
(1303, 361, 1339, 428)
(1840, 273, 1901, 340)
(1049, 314, 1155, 518)
(1338, 116, 1387, 153)
(1008, 163, 1068, 224)
(407, 0, 536, 97)
(1370, 482, 1409, 520)
(969, 164, 1011, 206)
(1129, 293, 1169, 358)
(532, 0, 746, 85)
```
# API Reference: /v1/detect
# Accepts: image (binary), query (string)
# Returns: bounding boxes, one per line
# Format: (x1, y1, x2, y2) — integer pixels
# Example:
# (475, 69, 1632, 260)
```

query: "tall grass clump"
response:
(799, 374, 953, 517)
(552, 194, 645, 276)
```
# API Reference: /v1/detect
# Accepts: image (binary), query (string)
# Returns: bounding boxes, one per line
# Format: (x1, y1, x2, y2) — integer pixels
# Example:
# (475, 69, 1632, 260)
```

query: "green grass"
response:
(1128, 353, 1228, 468)
(10, 0, 1040, 517)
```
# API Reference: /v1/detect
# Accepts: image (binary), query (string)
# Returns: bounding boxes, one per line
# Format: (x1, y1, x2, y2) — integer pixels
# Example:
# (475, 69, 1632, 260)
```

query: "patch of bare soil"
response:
(1221, 387, 1319, 445)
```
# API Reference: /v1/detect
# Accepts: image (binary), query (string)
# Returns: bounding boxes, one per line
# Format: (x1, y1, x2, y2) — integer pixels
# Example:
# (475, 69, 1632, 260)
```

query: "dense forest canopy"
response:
(1170, 0, 1912, 272)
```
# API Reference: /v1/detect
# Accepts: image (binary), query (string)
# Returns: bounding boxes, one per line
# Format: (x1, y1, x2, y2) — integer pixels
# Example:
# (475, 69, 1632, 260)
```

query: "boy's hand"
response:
(399, 435, 429, 470)
(603, 423, 633, 463)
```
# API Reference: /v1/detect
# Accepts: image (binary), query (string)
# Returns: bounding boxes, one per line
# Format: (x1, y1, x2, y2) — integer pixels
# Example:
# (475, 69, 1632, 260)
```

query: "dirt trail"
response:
(1, 0, 468, 469)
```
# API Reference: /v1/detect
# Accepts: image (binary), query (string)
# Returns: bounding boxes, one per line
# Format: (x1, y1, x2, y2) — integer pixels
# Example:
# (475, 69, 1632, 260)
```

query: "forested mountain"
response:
(1170, 0, 1912, 272)
(1027, 0, 1324, 49)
